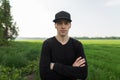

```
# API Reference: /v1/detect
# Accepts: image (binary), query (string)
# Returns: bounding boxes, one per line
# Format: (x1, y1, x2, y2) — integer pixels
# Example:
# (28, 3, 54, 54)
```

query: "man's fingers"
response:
(75, 57, 82, 62)
(80, 64, 85, 67)
(72, 57, 86, 67)
(78, 59, 85, 65)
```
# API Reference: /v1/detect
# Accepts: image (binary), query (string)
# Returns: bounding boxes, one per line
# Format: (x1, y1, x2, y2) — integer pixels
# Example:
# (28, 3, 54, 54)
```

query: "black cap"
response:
(53, 11, 72, 22)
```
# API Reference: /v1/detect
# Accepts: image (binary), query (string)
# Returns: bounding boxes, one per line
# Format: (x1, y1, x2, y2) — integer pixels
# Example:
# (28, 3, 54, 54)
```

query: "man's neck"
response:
(55, 35, 69, 45)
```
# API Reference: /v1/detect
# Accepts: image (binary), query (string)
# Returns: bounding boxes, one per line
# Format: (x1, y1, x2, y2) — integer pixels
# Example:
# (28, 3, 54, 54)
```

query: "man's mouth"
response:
(60, 30, 66, 33)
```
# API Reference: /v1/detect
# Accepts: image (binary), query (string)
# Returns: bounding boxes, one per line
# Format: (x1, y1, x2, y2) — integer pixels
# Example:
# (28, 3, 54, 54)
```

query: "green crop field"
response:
(82, 40, 120, 80)
(0, 39, 120, 80)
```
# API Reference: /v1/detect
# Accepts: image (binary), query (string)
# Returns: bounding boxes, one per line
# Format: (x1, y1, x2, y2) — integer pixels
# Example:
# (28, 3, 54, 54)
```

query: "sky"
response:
(9, 0, 120, 38)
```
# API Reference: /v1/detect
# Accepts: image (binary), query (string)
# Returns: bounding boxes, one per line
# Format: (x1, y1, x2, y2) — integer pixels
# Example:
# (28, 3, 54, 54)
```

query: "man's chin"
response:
(60, 34, 66, 37)
(59, 32, 68, 37)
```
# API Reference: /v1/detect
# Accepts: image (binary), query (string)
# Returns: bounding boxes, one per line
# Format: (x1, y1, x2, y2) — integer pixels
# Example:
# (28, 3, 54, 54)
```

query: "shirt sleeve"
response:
(52, 41, 88, 80)
(39, 41, 54, 79)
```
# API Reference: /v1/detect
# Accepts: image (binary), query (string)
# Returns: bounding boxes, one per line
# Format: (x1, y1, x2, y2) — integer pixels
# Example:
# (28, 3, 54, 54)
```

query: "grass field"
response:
(81, 40, 120, 80)
(0, 39, 120, 80)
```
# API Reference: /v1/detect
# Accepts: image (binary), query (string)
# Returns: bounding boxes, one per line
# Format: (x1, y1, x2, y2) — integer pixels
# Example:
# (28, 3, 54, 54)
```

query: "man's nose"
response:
(61, 23, 65, 28)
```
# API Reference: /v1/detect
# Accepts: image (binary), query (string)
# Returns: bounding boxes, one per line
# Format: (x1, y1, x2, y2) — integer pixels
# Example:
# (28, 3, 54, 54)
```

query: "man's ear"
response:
(55, 23, 57, 29)
(69, 23, 71, 28)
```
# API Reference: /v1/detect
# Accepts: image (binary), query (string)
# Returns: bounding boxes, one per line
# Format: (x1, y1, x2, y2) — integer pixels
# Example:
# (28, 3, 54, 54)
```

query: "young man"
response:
(40, 11, 88, 80)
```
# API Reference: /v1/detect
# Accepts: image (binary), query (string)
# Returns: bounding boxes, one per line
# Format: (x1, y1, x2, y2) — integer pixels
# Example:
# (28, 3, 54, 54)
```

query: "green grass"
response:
(0, 39, 120, 80)
(81, 39, 120, 80)
(0, 41, 42, 67)
(0, 40, 42, 80)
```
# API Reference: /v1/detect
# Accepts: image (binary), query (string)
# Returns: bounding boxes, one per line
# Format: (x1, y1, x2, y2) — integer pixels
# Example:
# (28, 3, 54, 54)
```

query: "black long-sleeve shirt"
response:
(40, 37, 88, 80)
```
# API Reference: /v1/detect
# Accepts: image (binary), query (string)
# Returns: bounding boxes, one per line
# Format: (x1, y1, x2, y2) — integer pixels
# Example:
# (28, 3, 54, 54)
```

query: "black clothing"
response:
(40, 37, 88, 80)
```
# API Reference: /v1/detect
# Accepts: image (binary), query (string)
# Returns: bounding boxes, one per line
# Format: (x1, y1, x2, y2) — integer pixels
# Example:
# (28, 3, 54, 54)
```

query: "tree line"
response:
(0, 0, 18, 45)
(74, 36, 120, 39)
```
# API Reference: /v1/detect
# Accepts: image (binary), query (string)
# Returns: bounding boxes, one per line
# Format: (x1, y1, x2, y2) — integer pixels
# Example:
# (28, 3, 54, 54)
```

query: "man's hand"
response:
(72, 57, 86, 67)
(50, 63, 55, 70)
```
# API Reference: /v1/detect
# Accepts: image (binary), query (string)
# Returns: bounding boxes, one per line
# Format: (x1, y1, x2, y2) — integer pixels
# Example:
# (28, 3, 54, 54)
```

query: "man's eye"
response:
(65, 22, 69, 25)
(57, 22, 62, 25)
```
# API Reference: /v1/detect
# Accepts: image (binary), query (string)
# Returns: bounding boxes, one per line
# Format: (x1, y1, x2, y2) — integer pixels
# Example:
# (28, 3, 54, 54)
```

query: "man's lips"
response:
(60, 30, 66, 33)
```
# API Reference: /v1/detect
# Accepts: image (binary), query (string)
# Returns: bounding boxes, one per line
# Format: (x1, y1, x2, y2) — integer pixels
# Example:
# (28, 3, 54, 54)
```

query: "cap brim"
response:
(53, 18, 72, 22)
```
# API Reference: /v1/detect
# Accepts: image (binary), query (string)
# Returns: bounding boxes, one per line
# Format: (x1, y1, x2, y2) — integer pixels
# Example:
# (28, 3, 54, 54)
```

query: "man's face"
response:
(55, 19, 71, 37)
